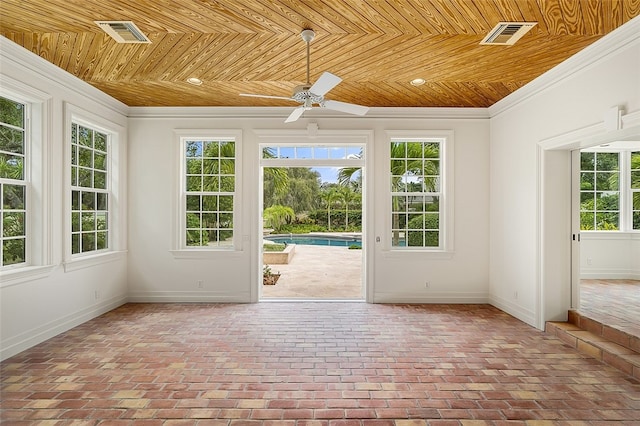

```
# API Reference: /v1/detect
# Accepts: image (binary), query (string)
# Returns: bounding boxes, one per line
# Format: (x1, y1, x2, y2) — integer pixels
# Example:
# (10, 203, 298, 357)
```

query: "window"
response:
(70, 123, 109, 255)
(183, 139, 235, 248)
(390, 138, 443, 248)
(580, 152, 620, 230)
(580, 150, 640, 231)
(0, 96, 27, 267)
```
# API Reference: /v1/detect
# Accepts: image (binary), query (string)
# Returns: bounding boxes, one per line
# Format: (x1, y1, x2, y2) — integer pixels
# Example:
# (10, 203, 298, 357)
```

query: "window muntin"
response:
(0, 96, 27, 267)
(632, 151, 640, 230)
(70, 123, 109, 254)
(390, 139, 442, 248)
(184, 139, 235, 248)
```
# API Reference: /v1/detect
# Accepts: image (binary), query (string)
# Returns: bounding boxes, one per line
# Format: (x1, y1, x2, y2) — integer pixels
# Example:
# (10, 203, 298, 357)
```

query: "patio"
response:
(262, 244, 363, 299)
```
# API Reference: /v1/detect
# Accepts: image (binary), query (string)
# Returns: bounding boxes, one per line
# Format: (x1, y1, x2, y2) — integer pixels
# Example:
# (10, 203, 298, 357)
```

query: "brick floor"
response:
(2, 302, 640, 424)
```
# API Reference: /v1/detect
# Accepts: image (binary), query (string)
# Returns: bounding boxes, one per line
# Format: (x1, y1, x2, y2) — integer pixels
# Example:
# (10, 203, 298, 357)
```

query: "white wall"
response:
(488, 17, 640, 328)
(127, 111, 490, 304)
(0, 38, 129, 360)
(581, 234, 640, 279)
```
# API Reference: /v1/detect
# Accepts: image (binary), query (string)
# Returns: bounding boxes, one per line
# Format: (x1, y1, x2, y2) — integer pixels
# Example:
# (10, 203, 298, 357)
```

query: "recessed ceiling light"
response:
(187, 77, 203, 86)
(410, 78, 426, 86)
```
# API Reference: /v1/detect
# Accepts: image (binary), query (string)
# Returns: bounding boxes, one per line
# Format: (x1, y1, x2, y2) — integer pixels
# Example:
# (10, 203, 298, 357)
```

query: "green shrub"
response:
(263, 243, 286, 252)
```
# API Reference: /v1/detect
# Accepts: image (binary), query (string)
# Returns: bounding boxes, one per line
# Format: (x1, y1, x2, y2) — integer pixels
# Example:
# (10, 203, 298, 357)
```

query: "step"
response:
(568, 310, 640, 352)
(546, 320, 640, 380)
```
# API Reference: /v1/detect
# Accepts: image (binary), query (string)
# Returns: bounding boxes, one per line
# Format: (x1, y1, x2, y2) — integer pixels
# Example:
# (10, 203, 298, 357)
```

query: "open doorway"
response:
(572, 143, 640, 331)
(259, 144, 366, 300)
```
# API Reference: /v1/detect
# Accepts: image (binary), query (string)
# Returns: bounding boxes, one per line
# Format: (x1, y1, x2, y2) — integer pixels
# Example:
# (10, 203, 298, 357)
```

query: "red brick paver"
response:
(1, 303, 639, 424)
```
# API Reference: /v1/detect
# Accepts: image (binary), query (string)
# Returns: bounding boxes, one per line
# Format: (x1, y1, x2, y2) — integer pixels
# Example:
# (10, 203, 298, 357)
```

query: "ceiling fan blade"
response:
(239, 93, 295, 101)
(284, 106, 305, 123)
(323, 100, 369, 116)
(309, 72, 342, 96)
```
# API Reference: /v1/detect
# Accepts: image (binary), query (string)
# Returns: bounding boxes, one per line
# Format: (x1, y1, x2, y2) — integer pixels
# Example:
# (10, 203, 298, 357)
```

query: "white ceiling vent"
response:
(480, 22, 537, 45)
(95, 21, 151, 44)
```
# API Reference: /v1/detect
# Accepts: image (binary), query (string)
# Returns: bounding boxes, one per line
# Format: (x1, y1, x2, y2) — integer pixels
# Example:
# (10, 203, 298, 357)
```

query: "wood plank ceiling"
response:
(1, 0, 639, 108)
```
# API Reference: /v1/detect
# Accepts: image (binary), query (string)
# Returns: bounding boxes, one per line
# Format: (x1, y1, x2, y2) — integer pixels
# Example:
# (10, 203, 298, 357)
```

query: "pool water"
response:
(265, 235, 362, 248)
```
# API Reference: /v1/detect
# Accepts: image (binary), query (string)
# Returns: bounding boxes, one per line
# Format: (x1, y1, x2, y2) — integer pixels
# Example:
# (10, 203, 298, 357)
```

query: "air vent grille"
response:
(95, 21, 151, 44)
(480, 22, 537, 45)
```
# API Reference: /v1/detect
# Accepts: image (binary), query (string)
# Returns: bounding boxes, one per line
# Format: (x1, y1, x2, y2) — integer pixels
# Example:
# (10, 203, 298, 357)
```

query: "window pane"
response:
(3, 238, 25, 265)
(82, 212, 95, 231)
(3, 211, 25, 237)
(595, 192, 618, 210)
(72, 212, 80, 232)
(94, 132, 107, 152)
(202, 175, 218, 192)
(581, 152, 595, 170)
(580, 212, 595, 230)
(186, 195, 200, 211)
(580, 172, 594, 190)
(596, 152, 619, 171)
(78, 126, 92, 147)
(3, 184, 25, 209)
(78, 147, 92, 167)
(595, 172, 618, 191)
(0, 97, 24, 127)
(0, 126, 24, 154)
(96, 231, 108, 250)
(631, 171, 640, 190)
(71, 233, 80, 254)
(82, 232, 96, 252)
(82, 191, 95, 210)
(72, 190, 80, 210)
(186, 175, 202, 192)
(96, 212, 107, 230)
(595, 212, 618, 230)
(186, 158, 202, 174)
(94, 152, 106, 170)
(94, 171, 106, 189)
(79, 168, 92, 187)
(0, 153, 23, 179)
(97, 193, 108, 211)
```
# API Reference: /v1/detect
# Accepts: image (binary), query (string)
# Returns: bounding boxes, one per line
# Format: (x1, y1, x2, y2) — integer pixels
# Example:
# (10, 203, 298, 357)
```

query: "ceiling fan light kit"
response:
(239, 29, 369, 123)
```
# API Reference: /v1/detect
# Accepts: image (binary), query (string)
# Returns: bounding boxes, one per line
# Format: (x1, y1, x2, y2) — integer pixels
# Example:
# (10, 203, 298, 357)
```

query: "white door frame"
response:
(537, 115, 640, 327)
(253, 128, 375, 302)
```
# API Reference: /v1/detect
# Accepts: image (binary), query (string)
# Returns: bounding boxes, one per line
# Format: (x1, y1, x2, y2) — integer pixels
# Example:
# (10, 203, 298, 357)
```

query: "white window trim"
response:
(0, 76, 54, 287)
(63, 103, 126, 272)
(171, 129, 242, 258)
(384, 130, 454, 257)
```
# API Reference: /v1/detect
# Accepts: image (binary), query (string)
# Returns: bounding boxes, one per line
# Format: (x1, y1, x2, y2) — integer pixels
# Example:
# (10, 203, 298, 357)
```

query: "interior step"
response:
(546, 311, 640, 380)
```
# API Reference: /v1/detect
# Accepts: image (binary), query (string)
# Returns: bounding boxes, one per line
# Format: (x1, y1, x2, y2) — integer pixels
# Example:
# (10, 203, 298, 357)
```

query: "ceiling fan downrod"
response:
(301, 29, 315, 85)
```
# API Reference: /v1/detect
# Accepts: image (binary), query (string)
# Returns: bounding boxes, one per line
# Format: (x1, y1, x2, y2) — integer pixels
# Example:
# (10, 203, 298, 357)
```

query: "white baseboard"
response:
(127, 290, 251, 303)
(489, 295, 537, 329)
(372, 291, 489, 304)
(580, 270, 640, 280)
(0, 295, 127, 361)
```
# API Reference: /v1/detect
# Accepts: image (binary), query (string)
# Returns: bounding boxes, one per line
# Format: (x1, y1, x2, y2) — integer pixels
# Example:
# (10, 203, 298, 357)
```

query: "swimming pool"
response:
(265, 234, 362, 247)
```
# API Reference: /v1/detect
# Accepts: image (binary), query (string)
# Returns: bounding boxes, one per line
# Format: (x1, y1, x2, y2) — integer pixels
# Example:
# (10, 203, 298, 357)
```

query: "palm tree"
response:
(263, 205, 294, 233)
(339, 186, 357, 230)
(320, 187, 340, 231)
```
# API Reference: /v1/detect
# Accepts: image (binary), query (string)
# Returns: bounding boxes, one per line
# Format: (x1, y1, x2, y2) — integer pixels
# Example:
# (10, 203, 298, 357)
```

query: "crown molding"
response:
(127, 106, 489, 120)
(0, 36, 128, 115)
(489, 15, 640, 117)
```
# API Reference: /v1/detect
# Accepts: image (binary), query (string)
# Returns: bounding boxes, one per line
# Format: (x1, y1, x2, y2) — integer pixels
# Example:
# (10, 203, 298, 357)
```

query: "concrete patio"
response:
(261, 244, 363, 299)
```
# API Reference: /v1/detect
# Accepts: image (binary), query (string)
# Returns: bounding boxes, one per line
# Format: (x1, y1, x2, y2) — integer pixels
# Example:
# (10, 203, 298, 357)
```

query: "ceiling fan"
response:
(240, 29, 369, 123)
